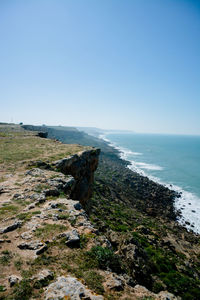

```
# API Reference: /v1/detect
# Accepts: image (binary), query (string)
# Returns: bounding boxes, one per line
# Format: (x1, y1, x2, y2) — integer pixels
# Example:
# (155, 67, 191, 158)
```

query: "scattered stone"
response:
(33, 269, 54, 288)
(0, 239, 11, 243)
(158, 291, 178, 299)
(21, 231, 33, 240)
(104, 273, 124, 291)
(26, 219, 40, 231)
(52, 214, 59, 221)
(36, 244, 48, 255)
(26, 203, 36, 210)
(0, 187, 7, 194)
(44, 276, 103, 300)
(13, 193, 21, 199)
(49, 203, 58, 209)
(44, 188, 59, 197)
(74, 202, 82, 210)
(17, 241, 43, 250)
(26, 168, 45, 177)
(133, 285, 178, 300)
(8, 275, 21, 287)
(59, 229, 80, 247)
(0, 221, 22, 234)
(30, 193, 46, 203)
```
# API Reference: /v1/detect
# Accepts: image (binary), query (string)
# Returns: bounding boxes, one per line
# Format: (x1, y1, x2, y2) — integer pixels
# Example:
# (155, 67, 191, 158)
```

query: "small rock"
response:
(13, 193, 21, 199)
(50, 203, 58, 209)
(17, 241, 43, 250)
(74, 202, 82, 210)
(36, 244, 48, 255)
(8, 275, 21, 287)
(44, 188, 59, 197)
(67, 199, 82, 211)
(158, 290, 178, 299)
(65, 229, 80, 247)
(21, 232, 33, 240)
(59, 229, 80, 247)
(30, 193, 46, 203)
(0, 239, 11, 243)
(25, 168, 45, 177)
(104, 273, 124, 291)
(26, 203, 36, 210)
(26, 219, 40, 231)
(0, 221, 22, 234)
(33, 269, 54, 288)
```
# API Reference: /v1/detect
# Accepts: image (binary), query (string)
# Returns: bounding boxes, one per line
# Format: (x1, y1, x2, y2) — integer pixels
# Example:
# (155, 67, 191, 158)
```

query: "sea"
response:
(100, 132, 200, 234)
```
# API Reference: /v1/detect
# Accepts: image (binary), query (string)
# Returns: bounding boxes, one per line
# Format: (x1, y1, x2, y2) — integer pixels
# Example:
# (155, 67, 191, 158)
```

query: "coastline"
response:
(16, 124, 200, 299)
(99, 133, 200, 235)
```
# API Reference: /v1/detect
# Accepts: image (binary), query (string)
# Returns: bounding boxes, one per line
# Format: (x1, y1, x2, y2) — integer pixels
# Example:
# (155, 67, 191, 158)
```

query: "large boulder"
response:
(44, 276, 103, 300)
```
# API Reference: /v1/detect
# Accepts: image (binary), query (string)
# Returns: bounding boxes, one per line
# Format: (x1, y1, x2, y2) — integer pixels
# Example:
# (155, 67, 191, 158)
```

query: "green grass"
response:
(34, 223, 67, 240)
(57, 212, 69, 220)
(86, 246, 122, 273)
(0, 204, 19, 220)
(0, 176, 5, 183)
(0, 285, 6, 292)
(0, 250, 13, 266)
(0, 124, 87, 173)
(34, 184, 50, 193)
(16, 211, 41, 223)
(83, 270, 104, 294)
(14, 259, 23, 271)
(31, 254, 56, 267)
(11, 279, 33, 300)
(16, 212, 32, 222)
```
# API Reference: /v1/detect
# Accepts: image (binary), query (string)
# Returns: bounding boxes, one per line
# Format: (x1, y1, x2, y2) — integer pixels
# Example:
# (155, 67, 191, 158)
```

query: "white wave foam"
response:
(170, 185, 200, 234)
(99, 134, 143, 157)
(135, 162, 163, 171)
(98, 133, 200, 234)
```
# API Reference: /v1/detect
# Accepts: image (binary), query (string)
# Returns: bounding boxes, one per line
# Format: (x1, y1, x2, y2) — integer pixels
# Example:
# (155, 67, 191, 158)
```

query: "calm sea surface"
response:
(102, 133, 200, 234)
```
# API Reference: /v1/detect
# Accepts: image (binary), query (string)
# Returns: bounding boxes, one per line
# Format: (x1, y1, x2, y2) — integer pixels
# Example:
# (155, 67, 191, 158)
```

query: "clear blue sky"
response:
(0, 0, 200, 134)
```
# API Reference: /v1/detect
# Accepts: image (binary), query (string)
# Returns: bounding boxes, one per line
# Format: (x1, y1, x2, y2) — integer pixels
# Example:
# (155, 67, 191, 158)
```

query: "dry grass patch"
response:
(0, 204, 20, 221)
(0, 124, 89, 174)
(34, 223, 68, 240)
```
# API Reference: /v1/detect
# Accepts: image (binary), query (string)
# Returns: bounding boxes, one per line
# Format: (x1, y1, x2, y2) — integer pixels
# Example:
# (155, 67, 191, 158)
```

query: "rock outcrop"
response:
(53, 149, 100, 205)
(44, 276, 104, 300)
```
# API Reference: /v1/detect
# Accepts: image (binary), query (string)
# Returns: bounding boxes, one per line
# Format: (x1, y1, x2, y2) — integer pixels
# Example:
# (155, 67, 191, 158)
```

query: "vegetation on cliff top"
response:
(0, 124, 88, 174)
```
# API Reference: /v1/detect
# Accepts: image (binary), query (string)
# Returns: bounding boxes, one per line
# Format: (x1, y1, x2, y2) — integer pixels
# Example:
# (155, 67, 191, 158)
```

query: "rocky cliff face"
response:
(0, 165, 178, 300)
(53, 149, 100, 206)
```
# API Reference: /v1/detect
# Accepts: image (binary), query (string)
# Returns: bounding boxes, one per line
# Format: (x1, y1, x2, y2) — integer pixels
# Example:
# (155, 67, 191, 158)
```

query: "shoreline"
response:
(99, 133, 200, 235)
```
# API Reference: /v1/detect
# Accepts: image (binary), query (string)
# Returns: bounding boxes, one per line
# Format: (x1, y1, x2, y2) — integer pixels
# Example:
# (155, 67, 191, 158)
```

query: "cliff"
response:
(53, 149, 100, 205)
(0, 124, 199, 300)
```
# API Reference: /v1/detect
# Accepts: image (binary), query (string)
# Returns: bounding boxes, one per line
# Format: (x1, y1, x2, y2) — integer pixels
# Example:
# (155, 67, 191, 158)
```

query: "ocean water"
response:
(100, 133, 200, 234)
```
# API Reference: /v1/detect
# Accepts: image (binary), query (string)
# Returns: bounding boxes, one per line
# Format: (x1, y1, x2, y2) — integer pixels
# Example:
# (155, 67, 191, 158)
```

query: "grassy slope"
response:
(0, 124, 88, 174)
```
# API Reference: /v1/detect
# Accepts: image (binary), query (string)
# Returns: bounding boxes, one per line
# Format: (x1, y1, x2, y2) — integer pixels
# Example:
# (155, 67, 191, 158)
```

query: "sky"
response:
(0, 0, 200, 135)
